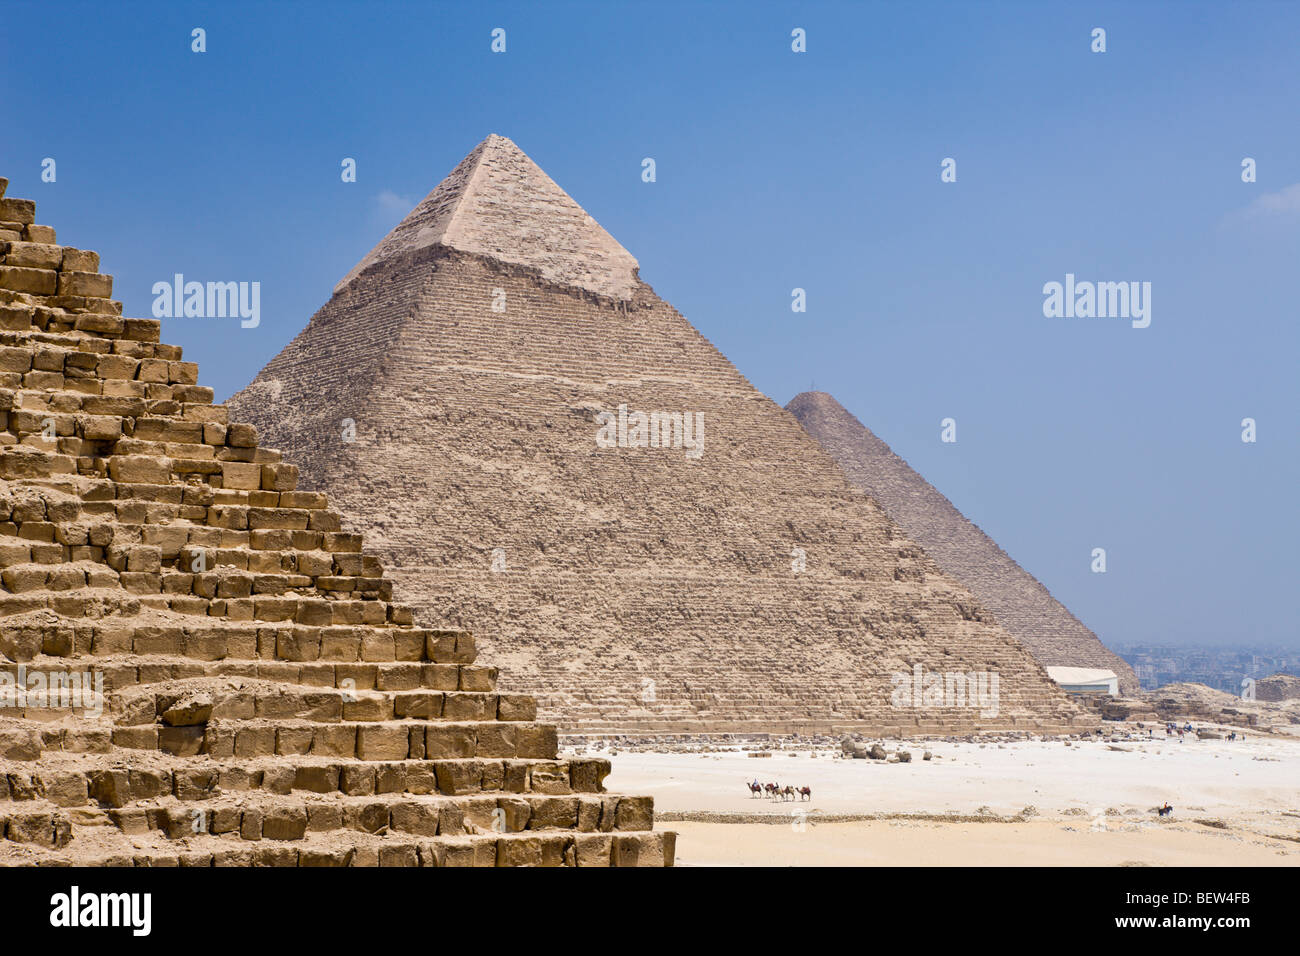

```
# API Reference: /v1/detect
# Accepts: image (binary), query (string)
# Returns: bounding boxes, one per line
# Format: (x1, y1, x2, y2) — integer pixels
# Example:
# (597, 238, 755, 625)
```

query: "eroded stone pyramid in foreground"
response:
(0, 176, 671, 867)
(230, 134, 1086, 735)
(787, 391, 1137, 693)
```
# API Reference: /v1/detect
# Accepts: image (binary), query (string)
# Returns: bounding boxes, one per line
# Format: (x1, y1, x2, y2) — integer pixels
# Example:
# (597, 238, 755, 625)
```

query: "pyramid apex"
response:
(470, 132, 515, 153)
(335, 135, 638, 300)
(787, 390, 850, 416)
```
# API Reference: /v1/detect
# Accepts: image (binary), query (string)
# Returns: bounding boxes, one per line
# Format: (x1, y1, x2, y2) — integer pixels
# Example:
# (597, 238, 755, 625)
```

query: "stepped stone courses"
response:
(230, 135, 1088, 735)
(1254, 674, 1300, 703)
(786, 391, 1137, 694)
(0, 175, 671, 867)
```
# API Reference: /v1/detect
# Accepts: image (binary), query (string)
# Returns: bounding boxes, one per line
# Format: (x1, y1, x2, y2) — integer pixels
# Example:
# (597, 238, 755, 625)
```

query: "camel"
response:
(745, 780, 763, 797)
(780, 785, 796, 802)
(797, 786, 811, 801)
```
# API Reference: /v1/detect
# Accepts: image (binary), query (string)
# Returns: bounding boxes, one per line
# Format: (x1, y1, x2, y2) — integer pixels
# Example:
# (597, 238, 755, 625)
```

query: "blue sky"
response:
(4, 1, 1297, 650)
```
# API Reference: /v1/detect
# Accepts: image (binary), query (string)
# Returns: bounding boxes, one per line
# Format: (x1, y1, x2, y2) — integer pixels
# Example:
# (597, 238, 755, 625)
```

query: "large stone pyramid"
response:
(229, 135, 1086, 735)
(0, 176, 672, 867)
(787, 391, 1137, 693)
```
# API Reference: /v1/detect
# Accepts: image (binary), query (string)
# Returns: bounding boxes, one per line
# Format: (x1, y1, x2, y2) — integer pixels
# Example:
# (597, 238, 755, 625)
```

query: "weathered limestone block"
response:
(95, 354, 139, 380)
(497, 694, 536, 721)
(611, 832, 669, 867)
(108, 455, 170, 484)
(357, 725, 410, 761)
(0, 198, 36, 224)
(0, 726, 42, 760)
(8, 812, 73, 848)
(61, 248, 99, 272)
(221, 460, 261, 490)
(425, 725, 475, 759)
(3, 241, 62, 270)
(158, 725, 205, 756)
(262, 806, 308, 840)
(57, 271, 113, 298)
(614, 795, 654, 831)
(0, 266, 56, 295)
(575, 833, 612, 866)
(25, 225, 55, 244)
(516, 724, 558, 759)
(261, 463, 298, 491)
(226, 422, 257, 447)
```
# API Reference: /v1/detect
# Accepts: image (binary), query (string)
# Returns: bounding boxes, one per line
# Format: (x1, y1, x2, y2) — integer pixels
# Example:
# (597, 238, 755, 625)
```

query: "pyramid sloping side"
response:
(786, 391, 1137, 694)
(231, 241, 1086, 734)
(336, 135, 639, 300)
(0, 178, 671, 867)
(1255, 674, 1300, 702)
(332, 139, 490, 294)
(239, 236, 443, 493)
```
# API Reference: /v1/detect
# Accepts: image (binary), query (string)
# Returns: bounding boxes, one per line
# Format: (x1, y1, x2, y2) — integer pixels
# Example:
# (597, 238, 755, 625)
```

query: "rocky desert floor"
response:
(585, 729, 1300, 866)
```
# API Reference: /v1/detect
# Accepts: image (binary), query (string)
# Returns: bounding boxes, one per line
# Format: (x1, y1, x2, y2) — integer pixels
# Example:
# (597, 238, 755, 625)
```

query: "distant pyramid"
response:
(229, 135, 1086, 734)
(787, 391, 1136, 693)
(0, 174, 671, 867)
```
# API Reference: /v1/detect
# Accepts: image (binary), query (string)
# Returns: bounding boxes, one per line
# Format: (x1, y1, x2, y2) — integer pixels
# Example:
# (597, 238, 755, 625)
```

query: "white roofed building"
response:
(1046, 667, 1120, 696)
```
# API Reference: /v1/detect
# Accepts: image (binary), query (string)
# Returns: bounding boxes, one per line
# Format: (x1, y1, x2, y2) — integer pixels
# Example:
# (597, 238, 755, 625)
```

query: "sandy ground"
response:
(593, 734, 1300, 866)
(666, 820, 1297, 867)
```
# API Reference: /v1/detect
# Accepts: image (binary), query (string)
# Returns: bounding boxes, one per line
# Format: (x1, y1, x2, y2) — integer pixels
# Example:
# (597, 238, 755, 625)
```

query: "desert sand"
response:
(596, 732, 1300, 866)
(666, 819, 1294, 867)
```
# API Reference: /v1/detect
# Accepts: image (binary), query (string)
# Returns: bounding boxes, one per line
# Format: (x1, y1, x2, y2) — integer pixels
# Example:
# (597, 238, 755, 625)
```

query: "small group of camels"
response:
(745, 780, 811, 801)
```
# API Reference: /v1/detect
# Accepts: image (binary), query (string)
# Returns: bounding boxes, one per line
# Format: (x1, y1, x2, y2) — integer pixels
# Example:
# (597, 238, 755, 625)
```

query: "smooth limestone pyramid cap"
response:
(336, 134, 639, 300)
(786, 390, 1138, 693)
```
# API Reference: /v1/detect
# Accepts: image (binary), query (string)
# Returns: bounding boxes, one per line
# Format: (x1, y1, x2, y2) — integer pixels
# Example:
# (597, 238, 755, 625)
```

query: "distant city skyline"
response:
(1116, 641, 1300, 693)
(3, 0, 1296, 652)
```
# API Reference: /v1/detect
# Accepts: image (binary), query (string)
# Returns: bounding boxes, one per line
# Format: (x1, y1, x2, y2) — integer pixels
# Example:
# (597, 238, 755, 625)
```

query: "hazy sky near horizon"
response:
(3, 1, 1297, 651)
